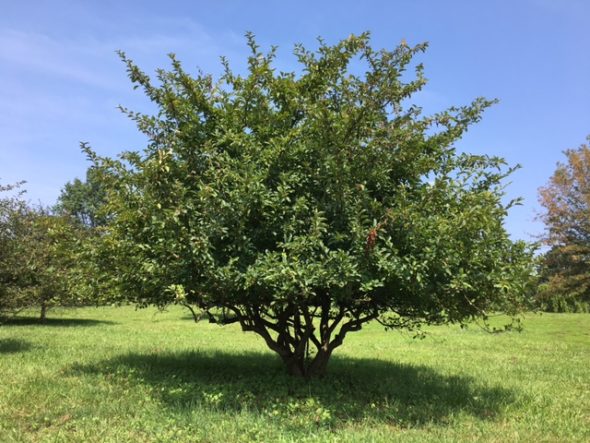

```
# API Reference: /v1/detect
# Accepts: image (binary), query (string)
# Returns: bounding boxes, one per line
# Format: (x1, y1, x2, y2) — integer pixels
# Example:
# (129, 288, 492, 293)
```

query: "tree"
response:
(56, 167, 107, 228)
(56, 167, 116, 305)
(86, 33, 534, 377)
(17, 210, 86, 320)
(0, 182, 84, 321)
(0, 181, 31, 318)
(537, 138, 590, 312)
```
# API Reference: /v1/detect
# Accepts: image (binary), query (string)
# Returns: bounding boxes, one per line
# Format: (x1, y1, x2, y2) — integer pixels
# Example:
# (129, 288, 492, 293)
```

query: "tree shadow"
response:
(2, 317, 116, 327)
(70, 350, 517, 428)
(0, 338, 32, 354)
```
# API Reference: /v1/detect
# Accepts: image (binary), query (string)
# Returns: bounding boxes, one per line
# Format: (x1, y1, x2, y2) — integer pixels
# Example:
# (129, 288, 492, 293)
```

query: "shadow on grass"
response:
(71, 350, 515, 428)
(0, 338, 31, 353)
(2, 317, 116, 327)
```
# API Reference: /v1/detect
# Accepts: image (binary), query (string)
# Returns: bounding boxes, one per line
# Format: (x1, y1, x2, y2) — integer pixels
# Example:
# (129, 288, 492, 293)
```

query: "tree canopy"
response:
(0, 182, 29, 318)
(0, 183, 84, 320)
(57, 167, 107, 228)
(86, 33, 534, 377)
(538, 138, 590, 312)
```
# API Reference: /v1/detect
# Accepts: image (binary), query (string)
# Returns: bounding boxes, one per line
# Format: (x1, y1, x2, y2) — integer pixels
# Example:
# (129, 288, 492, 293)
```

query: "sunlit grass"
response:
(1, 306, 588, 442)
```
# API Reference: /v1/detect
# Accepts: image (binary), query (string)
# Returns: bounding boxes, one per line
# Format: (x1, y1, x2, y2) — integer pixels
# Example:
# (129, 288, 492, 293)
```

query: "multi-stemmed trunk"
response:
(197, 300, 378, 378)
(282, 348, 332, 378)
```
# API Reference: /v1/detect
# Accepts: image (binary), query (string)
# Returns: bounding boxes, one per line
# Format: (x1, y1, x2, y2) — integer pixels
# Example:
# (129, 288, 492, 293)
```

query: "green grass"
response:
(1, 307, 589, 442)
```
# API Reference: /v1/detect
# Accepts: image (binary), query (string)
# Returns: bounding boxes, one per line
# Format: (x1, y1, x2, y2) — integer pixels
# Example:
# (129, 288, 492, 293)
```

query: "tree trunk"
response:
(39, 302, 47, 322)
(307, 350, 331, 378)
(283, 355, 306, 377)
(281, 349, 332, 378)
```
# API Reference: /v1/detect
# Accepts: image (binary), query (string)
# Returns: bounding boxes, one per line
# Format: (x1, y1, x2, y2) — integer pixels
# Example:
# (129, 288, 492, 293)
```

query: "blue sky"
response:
(1, 0, 588, 241)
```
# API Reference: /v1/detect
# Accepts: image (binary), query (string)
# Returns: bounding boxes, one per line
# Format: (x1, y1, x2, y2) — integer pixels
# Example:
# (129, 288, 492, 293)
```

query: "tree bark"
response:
(306, 349, 331, 378)
(282, 349, 332, 378)
(283, 354, 306, 377)
(39, 302, 47, 322)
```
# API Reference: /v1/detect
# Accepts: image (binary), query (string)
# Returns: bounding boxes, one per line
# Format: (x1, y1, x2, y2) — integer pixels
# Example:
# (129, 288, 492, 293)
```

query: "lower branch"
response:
(329, 311, 379, 352)
(182, 303, 202, 323)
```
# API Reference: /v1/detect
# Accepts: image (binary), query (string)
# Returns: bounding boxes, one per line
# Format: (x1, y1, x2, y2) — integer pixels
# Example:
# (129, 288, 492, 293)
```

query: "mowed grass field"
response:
(0, 306, 588, 442)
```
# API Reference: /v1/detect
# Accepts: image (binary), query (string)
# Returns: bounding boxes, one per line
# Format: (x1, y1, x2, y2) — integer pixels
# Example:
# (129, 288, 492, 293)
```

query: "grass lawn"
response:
(0, 306, 589, 442)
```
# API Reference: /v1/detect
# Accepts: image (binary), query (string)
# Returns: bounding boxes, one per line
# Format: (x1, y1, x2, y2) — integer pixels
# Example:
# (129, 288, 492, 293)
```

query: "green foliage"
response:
(56, 167, 107, 228)
(0, 182, 86, 320)
(0, 181, 30, 317)
(56, 167, 121, 306)
(537, 248, 590, 313)
(87, 33, 535, 376)
(537, 138, 590, 312)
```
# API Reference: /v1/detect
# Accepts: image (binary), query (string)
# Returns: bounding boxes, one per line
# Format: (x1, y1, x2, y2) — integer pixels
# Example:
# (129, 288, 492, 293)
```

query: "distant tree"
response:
(18, 210, 86, 320)
(86, 33, 535, 377)
(537, 138, 590, 312)
(57, 167, 107, 228)
(0, 182, 84, 321)
(0, 181, 31, 318)
(56, 167, 119, 305)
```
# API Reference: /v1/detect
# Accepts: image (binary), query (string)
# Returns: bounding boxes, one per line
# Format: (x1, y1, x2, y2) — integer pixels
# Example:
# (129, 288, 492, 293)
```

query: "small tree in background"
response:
(0, 181, 31, 318)
(56, 167, 117, 305)
(87, 33, 535, 377)
(538, 138, 590, 312)
(0, 182, 84, 321)
(57, 167, 107, 228)
(18, 210, 86, 320)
